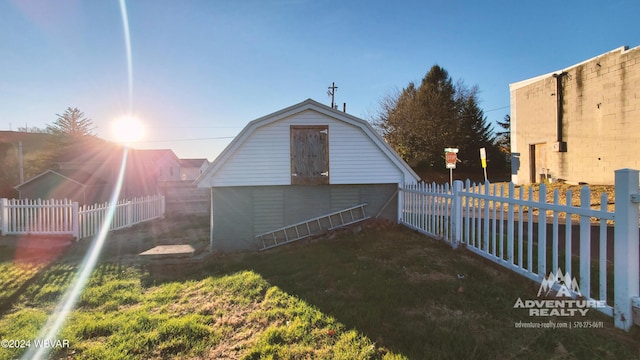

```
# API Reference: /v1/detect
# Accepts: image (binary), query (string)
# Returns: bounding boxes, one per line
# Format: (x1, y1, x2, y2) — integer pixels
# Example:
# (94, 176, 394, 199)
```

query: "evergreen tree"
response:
(496, 114, 511, 152)
(414, 65, 458, 168)
(47, 107, 96, 138)
(453, 90, 496, 170)
(374, 65, 507, 177)
(44, 107, 97, 167)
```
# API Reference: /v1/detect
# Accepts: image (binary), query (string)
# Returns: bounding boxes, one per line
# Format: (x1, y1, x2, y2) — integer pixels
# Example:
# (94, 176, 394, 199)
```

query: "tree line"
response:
(373, 65, 510, 181)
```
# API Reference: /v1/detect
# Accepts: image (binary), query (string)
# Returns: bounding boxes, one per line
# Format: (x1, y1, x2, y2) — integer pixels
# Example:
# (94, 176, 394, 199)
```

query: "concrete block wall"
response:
(511, 46, 640, 185)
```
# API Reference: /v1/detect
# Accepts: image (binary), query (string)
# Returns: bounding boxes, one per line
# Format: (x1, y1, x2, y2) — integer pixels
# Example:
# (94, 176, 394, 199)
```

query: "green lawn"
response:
(0, 216, 638, 359)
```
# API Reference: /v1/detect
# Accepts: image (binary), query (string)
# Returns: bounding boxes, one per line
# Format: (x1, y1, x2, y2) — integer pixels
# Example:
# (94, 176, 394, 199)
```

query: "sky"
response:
(1, 0, 639, 161)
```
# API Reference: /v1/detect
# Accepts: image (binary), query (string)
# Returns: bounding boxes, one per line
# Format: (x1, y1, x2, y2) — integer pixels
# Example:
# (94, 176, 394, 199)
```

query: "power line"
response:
(485, 105, 510, 113)
(132, 136, 235, 144)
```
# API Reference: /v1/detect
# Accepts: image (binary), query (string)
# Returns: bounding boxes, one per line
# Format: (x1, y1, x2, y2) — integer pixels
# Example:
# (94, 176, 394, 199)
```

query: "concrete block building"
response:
(510, 45, 640, 184)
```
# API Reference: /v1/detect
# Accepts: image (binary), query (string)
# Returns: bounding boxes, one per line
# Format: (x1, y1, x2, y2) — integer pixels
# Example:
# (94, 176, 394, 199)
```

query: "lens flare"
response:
(24, 1, 135, 358)
(24, 149, 129, 360)
(119, 0, 134, 114)
(112, 116, 146, 143)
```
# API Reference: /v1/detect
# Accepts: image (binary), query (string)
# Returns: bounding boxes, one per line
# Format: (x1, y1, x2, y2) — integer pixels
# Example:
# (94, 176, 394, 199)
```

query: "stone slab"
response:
(139, 244, 196, 258)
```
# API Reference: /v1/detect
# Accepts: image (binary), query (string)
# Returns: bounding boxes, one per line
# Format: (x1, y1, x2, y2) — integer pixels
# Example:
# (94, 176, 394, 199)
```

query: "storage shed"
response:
(196, 99, 420, 252)
(15, 169, 111, 205)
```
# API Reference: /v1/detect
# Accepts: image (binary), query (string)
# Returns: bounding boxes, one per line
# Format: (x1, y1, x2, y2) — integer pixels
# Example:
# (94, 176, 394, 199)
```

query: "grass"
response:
(0, 216, 638, 359)
(0, 261, 45, 304)
(467, 232, 617, 309)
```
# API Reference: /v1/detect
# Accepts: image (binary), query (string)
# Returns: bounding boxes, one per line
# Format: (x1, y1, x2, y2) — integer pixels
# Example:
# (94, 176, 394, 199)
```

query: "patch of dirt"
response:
(83, 214, 210, 263)
(403, 302, 478, 323)
(201, 293, 291, 360)
(206, 305, 266, 360)
(404, 269, 456, 282)
(403, 246, 438, 258)
(455, 245, 526, 285)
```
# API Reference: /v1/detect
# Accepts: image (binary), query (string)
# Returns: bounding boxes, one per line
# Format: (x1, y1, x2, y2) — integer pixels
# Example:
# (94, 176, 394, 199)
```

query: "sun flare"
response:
(111, 116, 145, 144)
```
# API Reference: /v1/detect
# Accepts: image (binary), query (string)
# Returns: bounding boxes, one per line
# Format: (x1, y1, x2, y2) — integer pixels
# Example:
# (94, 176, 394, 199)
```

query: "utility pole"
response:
(18, 141, 24, 184)
(327, 82, 338, 109)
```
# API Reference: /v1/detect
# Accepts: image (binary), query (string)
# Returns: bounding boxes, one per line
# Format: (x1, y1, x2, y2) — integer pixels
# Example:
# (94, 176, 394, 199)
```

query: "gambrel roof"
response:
(197, 99, 419, 187)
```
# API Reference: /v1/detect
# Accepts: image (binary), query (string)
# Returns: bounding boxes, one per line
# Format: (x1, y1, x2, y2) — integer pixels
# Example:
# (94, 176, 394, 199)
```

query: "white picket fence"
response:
(401, 168, 639, 331)
(0, 195, 165, 240)
(0, 198, 78, 236)
(78, 195, 166, 239)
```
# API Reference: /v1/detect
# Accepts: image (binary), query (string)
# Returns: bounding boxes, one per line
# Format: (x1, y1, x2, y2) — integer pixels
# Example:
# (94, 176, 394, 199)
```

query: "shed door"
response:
(291, 126, 329, 185)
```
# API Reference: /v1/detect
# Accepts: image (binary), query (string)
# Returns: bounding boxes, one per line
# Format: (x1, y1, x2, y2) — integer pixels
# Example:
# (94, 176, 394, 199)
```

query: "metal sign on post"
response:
(480, 147, 488, 183)
(444, 148, 458, 186)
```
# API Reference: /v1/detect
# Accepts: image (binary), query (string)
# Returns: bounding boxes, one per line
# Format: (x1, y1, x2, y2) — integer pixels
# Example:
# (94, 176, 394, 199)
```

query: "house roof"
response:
(132, 149, 181, 164)
(197, 98, 420, 185)
(180, 158, 209, 168)
(14, 169, 109, 190)
(56, 141, 180, 166)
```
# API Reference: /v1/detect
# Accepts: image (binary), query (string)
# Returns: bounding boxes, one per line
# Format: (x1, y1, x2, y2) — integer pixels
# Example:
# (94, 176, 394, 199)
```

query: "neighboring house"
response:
(196, 98, 420, 252)
(509, 45, 640, 185)
(180, 158, 210, 181)
(18, 139, 183, 204)
(137, 149, 182, 182)
(14, 169, 110, 205)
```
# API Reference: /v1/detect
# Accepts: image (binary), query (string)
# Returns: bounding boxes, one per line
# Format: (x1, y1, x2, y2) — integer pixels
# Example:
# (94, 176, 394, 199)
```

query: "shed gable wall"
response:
(209, 109, 403, 186)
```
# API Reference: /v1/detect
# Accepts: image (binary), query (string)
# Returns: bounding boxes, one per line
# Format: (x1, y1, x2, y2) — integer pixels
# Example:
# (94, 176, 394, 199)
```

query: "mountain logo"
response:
(537, 268, 581, 298)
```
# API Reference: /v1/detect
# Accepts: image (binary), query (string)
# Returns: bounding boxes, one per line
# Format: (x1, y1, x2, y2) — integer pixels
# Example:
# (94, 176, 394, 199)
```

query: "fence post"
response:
(507, 183, 515, 264)
(127, 200, 133, 228)
(451, 180, 463, 248)
(579, 186, 591, 298)
(614, 168, 640, 331)
(538, 183, 548, 279)
(483, 181, 490, 253)
(0, 198, 7, 236)
(160, 195, 166, 219)
(72, 201, 79, 240)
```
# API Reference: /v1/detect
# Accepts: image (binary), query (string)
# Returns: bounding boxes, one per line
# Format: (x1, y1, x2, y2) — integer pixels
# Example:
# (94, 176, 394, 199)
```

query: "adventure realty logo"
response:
(513, 268, 606, 316)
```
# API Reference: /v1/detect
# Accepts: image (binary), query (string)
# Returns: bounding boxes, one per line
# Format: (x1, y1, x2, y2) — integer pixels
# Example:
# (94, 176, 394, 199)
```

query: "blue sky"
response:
(1, 0, 638, 160)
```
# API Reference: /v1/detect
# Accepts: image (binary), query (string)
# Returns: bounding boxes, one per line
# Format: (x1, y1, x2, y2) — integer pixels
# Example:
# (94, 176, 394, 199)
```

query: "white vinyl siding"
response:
(209, 124, 290, 186)
(329, 124, 403, 184)
(208, 109, 406, 187)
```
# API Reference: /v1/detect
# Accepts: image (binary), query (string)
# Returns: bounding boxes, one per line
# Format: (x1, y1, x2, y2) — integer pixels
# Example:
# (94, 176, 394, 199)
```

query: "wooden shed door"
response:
(291, 126, 329, 185)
